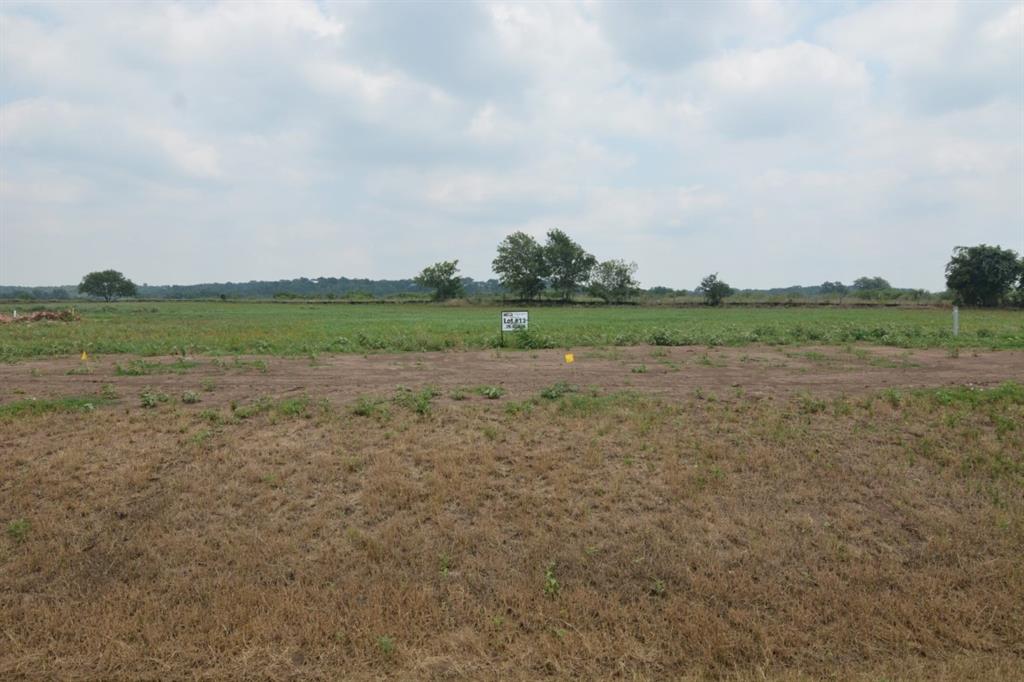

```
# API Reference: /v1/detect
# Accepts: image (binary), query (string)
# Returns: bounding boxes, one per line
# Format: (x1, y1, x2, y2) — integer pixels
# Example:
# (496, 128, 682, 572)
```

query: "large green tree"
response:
(492, 232, 548, 300)
(945, 244, 1021, 307)
(543, 229, 596, 301)
(414, 260, 464, 301)
(78, 270, 137, 301)
(589, 260, 640, 303)
(697, 273, 733, 306)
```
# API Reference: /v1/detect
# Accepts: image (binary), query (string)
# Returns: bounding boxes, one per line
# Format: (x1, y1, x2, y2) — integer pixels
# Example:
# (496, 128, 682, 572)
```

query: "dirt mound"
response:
(0, 309, 79, 324)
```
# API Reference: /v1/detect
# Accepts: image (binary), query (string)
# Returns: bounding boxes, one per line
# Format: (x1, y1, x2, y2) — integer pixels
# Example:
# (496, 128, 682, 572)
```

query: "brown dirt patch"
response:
(3, 345, 1022, 408)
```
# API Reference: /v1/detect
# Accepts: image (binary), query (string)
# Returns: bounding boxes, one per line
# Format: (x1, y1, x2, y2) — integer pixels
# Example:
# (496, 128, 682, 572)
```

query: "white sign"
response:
(501, 311, 528, 332)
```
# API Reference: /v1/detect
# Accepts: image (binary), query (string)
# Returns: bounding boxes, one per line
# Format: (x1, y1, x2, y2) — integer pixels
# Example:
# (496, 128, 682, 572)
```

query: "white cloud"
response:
(0, 0, 1021, 289)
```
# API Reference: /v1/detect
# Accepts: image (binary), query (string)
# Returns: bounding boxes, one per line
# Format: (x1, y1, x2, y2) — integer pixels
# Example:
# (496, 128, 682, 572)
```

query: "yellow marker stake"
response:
(564, 353, 574, 364)
(81, 351, 89, 361)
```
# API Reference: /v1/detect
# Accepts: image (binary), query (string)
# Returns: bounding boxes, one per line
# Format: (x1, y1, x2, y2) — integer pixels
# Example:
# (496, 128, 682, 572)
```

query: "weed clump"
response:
(475, 385, 505, 400)
(544, 563, 560, 598)
(393, 386, 440, 415)
(140, 390, 170, 408)
(539, 382, 577, 400)
(6, 518, 29, 543)
(352, 396, 388, 418)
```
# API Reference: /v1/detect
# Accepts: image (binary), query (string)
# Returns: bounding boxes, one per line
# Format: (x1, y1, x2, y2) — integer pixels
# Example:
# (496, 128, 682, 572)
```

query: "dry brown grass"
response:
(2, 383, 1022, 680)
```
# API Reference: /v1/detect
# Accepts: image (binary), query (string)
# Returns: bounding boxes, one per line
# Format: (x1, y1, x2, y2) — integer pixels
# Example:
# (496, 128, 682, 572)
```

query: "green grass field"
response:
(1, 302, 1022, 360)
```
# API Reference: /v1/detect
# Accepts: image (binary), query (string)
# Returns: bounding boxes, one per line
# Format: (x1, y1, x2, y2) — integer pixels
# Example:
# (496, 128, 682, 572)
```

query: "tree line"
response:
(414, 234, 1024, 308)
(10, 241, 1023, 307)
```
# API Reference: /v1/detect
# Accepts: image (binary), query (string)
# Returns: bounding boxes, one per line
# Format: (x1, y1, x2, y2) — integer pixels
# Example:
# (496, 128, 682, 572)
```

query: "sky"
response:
(1, 0, 1021, 290)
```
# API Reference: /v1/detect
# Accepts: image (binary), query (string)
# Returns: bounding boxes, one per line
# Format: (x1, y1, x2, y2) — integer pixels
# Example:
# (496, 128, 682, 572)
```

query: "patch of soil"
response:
(2, 345, 1022, 407)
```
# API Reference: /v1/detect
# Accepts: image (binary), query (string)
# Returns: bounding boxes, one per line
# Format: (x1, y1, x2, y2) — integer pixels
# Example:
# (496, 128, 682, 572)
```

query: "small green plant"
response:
(6, 518, 29, 543)
(650, 578, 666, 597)
(504, 399, 535, 416)
(544, 563, 560, 598)
(66, 365, 92, 375)
(352, 396, 387, 418)
(439, 552, 452, 577)
(277, 395, 311, 417)
(540, 382, 577, 400)
(181, 391, 200, 404)
(882, 388, 902, 408)
(190, 429, 213, 446)
(797, 393, 827, 414)
(99, 384, 118, 400)
(476, 385, 505, 399)
(394, 386, 440, 415)
(631, 364, 648, 374)
(139, 390, 170, 408)
(199, 409, 223, 424)
(233, 398, 273, 419)
(377, 635, 396, 657)
(201, 378, 216, 392)
(449, 388, 468, 401)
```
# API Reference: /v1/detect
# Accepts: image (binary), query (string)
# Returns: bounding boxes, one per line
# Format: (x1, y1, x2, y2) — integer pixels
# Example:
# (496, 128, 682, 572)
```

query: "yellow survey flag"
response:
(564, 353, 574, 364)
(80, 351, 88, 361)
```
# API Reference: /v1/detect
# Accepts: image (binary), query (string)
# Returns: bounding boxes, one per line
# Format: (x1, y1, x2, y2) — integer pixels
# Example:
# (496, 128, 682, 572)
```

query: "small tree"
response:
(492, 232, 549, 300)
(852, 276, 891, 291)
(945, 244, 1021, 307)
(544, 229, 596, 301)
(820, 281, 848, 301)
(589, 260, 640, 303)
(414, 260, 464, 301)
(697, 273, 733, 306)
(78, 270, 137, 301)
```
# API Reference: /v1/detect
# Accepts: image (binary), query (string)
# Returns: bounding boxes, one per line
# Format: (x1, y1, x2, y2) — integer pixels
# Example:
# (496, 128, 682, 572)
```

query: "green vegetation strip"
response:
(1, 302, 1022, 360)
(0, 395, 115, 418)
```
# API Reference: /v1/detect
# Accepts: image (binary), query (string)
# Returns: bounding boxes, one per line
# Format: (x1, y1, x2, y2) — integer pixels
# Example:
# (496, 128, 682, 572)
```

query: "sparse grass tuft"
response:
(539, 381, 578, 400)
(393, 386, 440, 415)
(376, 635, 396, 657)
(544, 563, 560, 598)
(116, 358, 197, 376)
(352, 396, 388, 418)
(0, 395, 107, 419)
(6, 518, 30, 543)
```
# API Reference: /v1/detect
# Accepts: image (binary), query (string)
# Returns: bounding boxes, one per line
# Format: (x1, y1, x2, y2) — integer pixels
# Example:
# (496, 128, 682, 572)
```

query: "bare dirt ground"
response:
(3, 344, 1023, 407)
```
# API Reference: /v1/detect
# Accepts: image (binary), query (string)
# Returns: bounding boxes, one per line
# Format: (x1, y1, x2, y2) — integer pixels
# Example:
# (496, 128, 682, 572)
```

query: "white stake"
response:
(952, 306, 959, 337)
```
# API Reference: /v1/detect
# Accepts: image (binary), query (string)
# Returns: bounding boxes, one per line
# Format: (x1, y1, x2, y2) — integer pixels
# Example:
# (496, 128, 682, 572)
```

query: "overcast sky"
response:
(1, 0, 1021, 289)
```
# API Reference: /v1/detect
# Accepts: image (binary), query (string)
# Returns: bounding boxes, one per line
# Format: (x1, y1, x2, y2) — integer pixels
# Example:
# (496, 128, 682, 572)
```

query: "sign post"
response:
(500, 310, 528, 346)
